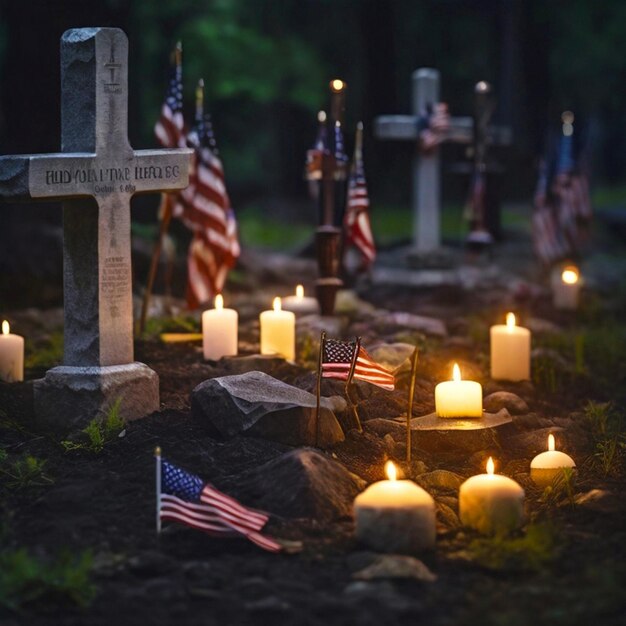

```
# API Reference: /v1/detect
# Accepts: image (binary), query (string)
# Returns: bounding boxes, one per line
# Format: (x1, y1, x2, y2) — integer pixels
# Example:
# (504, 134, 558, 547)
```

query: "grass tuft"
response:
(62, 398, 126, 454)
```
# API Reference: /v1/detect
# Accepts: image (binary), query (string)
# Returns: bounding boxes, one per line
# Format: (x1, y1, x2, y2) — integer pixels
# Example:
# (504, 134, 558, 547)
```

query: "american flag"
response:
(344, 122, 375, 267)
(322, 338, 395, 390)
(154, 43, 186, 149)
(159, 459, 281, 552)
(174, 81, 240, 309)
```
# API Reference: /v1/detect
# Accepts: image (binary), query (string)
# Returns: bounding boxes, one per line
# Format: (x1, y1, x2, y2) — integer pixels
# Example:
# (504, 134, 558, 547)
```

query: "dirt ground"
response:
(2, 224, 626, 625)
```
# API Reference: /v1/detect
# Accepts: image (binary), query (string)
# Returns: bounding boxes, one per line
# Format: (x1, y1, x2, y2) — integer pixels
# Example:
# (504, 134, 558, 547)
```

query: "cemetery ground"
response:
(2, 204, 626, 625)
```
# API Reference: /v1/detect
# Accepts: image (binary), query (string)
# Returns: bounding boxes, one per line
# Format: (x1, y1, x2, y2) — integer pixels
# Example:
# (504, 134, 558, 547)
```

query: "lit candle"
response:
(530, 434, 576, 488)
(281, 284, 320, 315)
(260, 297, 295, 361)
(202, 294, 238, 360)
(354, 461, 436, 553)
(490, 312, 531, 381)
(459, 457, 525, 534)
(552, 266, 581, 310)
(435, 363, 482, 418)
(0, 320, 24, 382)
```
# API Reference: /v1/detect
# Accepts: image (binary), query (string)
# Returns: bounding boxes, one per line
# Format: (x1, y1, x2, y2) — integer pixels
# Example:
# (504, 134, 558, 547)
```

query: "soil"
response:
(2, 227, 626, 625)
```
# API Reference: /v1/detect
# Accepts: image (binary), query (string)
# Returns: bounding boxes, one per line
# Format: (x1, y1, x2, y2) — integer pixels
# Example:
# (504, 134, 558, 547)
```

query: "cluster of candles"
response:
(202, 285, 319, 363)
(355, 436, 576, 551)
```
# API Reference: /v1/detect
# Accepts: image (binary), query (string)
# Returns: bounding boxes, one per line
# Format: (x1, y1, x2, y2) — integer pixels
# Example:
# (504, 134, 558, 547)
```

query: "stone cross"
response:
(0, 28, 192, 428)
(374, 68, 511, 256)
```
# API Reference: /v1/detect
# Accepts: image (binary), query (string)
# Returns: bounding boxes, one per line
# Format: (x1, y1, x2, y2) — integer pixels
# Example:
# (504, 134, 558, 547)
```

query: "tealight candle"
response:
(435, 363, 482, 418)
(260, 297, 295, 361)
(490, 312, 531, 381)
(552, 266, 581, 310)
(354, 461, 436, 553)
(0, 320, 24, 383)
(282, 285, 320, 315)
(530, 434, 576, 488)
(202, 294, 238, 360)
(459, 457, 525, 534)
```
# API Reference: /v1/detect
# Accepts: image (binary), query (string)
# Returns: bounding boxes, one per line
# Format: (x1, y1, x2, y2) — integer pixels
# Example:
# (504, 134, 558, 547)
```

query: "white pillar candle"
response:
(354, 461, 436, 553)
(282, 284, 320, 315)
(552, 266, 581, 310)
(530, 434, 576, 488)
(490, 312, 531, 381)
(260, 297, 295, 361)
(459, 457, 525, 534)
(202, 294, 238, 360)
(435, 363, 482, 418)
(0, 320, 24, 382)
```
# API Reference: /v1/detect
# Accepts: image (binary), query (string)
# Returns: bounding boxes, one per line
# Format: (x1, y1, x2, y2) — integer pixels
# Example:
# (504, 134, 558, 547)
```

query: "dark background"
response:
(1, 0, 625, 294)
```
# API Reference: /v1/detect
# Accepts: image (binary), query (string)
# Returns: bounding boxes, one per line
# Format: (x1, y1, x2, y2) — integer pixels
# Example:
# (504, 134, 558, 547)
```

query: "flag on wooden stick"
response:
(154, 42, 186, 149)
(156, 453, 281, 553)
(344, 122, 376, 268)
(175, 80, 240, 309)
(322, 337, 395, 391)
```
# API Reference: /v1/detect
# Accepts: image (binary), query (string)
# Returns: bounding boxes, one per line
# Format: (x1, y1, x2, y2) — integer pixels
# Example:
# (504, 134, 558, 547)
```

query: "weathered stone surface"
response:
(33, 362, 159, 432)
(226, 448, 365, 522)
(191, 371, 345, 447)
(334, 290, 377, 317)
(574, 489, 620, 513)
(436, 502, 461, 529)
(352, 555, 437, 582)
(483, 391, 529, 415)
(368, 343, 415, 371)
(417, 469, 464, 491)
(386, 312, 447, 337)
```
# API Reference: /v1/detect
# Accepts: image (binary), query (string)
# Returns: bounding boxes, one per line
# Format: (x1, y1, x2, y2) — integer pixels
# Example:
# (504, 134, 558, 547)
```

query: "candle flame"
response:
(562, 267, 579, 285)
(486, 457, 495, 475)
(385, 460, 397, 482)
(548, 433, 555, 451)
(506, 312, 516, 328)
(215, 294, 224, 310)
(452, 363, 461, 382)
(330, 78, 345, 92)
(296, 284, 304, 299)
(273, 297, 282, 312)
(2, 320, 8, 335)
(317, 110, 327, 123)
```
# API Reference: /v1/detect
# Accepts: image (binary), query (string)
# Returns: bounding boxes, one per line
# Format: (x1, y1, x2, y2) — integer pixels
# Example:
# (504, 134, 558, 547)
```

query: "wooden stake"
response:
(346, 336, 363, 432)
(406, 345, 420, 466)
(155, 446, 162, 535)
(315, 331, 326, 447)
(139, 193, 173, 336)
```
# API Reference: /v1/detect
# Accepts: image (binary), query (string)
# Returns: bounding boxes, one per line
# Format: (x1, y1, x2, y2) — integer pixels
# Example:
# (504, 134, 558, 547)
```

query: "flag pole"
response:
(315, 331, 326, 447)
(406, 346, 419, 467)
(155, 446, 162, 535)
(345, 336, 363, 432)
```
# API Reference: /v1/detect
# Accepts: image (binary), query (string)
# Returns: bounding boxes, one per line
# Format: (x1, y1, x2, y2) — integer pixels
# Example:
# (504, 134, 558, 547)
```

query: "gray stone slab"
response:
(34, 362, 159, 432)
(409, 409, 512, 431)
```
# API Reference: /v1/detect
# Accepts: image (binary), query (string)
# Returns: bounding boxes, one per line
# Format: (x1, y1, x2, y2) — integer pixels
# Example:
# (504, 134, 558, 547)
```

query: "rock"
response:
(526, 317, 561, 334)
(417, 469, 464, 491)
(511, 413, 554, 430)
(436, 502, 461, 529)
(574, 489, 620, 513)
(227, 448, 365, 522)
(364, 418, 405, 440)
(483, 391, 529, 415)
(335, 290, 377, 317)
(383, 433, 396, 455)
(386, 311, 447, 337)
(191, 371, 345, 447)
(216, 355, 304, 380)
(352, 555, 437, 583)
(369, 343, 416, 371)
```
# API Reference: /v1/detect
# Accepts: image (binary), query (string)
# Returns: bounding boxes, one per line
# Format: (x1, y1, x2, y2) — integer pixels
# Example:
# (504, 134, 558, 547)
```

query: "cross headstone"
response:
(0, 28, 192, 430)
(374, 68, 511, 263)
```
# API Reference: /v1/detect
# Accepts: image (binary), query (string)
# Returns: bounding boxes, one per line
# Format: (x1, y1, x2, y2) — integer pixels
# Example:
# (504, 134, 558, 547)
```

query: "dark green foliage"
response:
(467, 522, 562, 573)
(0, 455, 53, 490)
(0, 549, 95, 611)
(24, 331, 63, 371)
(584, 402, 625, 477)
(62, 399, 126, 454)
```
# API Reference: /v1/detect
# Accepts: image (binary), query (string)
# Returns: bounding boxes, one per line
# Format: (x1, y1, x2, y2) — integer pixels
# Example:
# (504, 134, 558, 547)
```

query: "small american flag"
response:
(159, 459, 281, 552)
(344, 122, 375, 267)
(173, 81, 240, 309)
(154, 43, 186, 149)
(322, 338, 394, 390)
